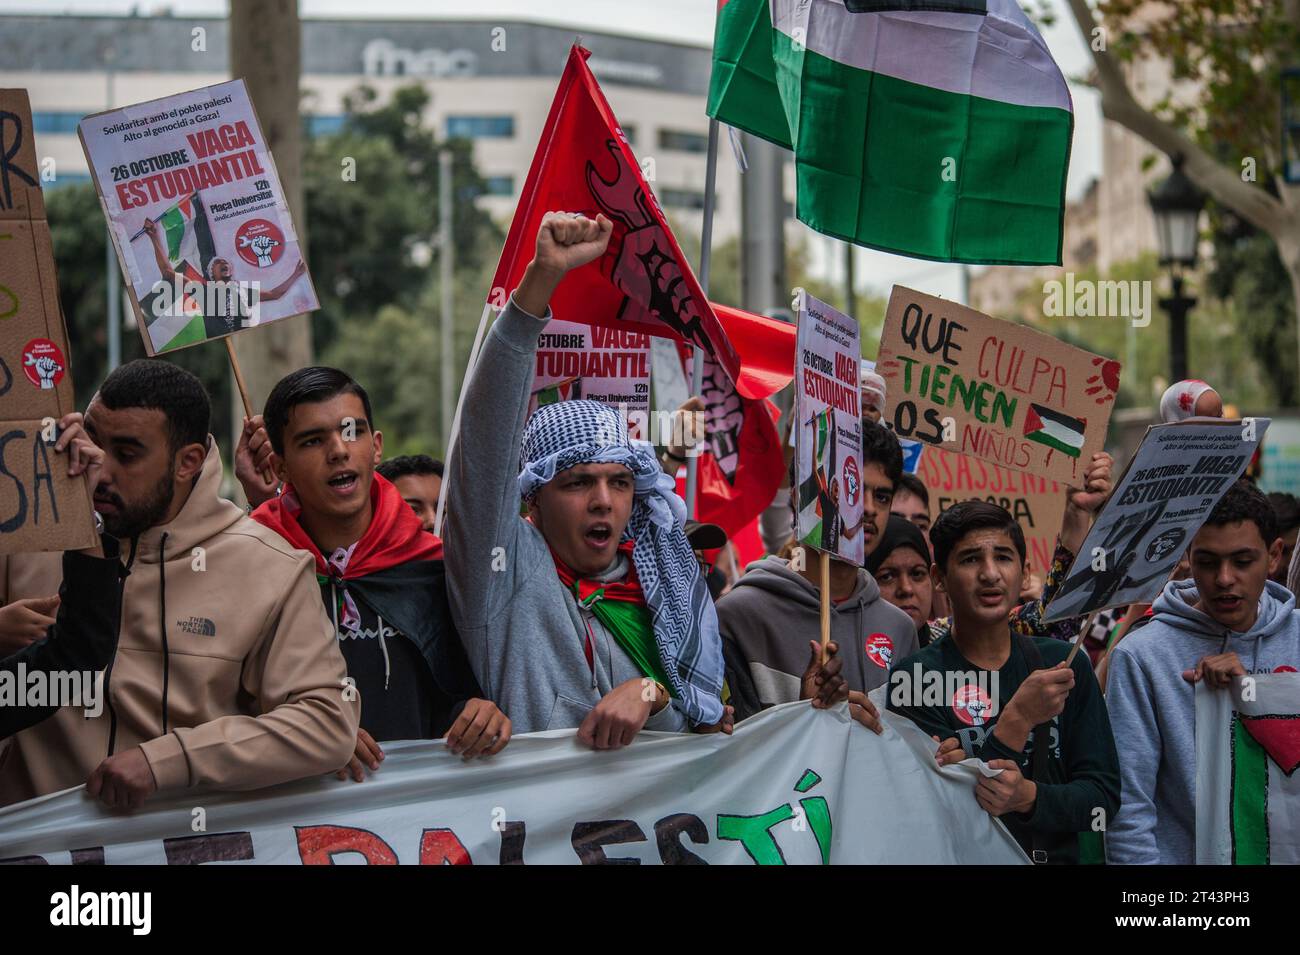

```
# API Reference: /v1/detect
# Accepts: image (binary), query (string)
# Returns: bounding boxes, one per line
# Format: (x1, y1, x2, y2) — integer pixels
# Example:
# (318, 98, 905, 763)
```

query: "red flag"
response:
(489, 45, 789, 400)
(669, 328, 785, 545)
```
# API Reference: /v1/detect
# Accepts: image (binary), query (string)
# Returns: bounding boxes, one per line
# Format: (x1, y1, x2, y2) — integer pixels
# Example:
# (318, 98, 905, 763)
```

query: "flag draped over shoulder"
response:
(139, 191, 216, 351)
(708, 0, 1073, 265)
(492, 45, 789, 400)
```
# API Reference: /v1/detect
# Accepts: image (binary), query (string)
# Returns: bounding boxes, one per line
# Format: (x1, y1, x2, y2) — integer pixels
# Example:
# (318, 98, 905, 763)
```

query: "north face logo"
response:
(176, 616, 216, 636)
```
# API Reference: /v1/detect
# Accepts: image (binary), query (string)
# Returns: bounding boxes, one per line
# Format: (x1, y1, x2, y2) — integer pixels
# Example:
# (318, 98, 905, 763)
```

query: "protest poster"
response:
(0, 701, 1028, 866)
(916, 447, 1067, 575)
(876, 286, 1121, 485)
(1043, 419, 1270, 623)
(0, 89, 96, 553)
(529, 319, 650, 420)
(794, 292, 863, 565)
(1196, 674, 1300, 865)
(78, 79, 317, 356)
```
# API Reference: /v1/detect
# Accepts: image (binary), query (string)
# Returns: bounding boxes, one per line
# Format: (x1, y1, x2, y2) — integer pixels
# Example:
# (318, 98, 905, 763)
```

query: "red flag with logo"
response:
(672, 310, 786, 546)
(489, 44, 789, 400)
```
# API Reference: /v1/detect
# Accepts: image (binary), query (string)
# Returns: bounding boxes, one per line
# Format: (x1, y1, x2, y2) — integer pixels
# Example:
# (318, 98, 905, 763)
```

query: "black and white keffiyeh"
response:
(518, 400, 725, 726)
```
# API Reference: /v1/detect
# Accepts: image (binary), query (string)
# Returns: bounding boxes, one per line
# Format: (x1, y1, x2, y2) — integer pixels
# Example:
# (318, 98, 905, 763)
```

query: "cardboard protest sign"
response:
(1043, 419, 1270, 622)
(528, 319, 650, 419)
(916, 447, 1067, 575)
(0, 90, 96, 553)
(78, 79, 317, 356)
(794, 292, 864, 565)
(876, 287, 1121, 485)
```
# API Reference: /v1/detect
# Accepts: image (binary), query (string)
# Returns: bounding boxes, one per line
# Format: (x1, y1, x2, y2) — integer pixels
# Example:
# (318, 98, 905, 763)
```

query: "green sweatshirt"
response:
(887, 633, 1119, 864)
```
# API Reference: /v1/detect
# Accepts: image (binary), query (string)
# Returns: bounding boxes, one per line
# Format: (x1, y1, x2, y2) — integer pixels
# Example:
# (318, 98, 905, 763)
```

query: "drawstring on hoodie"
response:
(105, 535, 140, 758)
(159, 531, 171, 735)
(378, 615, 391, 691)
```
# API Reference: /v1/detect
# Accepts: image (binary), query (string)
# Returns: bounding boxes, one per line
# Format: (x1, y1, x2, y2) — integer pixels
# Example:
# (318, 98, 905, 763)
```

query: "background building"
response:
(0, 11, 778, 242)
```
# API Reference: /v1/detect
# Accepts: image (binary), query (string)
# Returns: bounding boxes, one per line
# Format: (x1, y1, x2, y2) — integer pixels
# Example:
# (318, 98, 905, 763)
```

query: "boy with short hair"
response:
(888, 500, 1119, 864)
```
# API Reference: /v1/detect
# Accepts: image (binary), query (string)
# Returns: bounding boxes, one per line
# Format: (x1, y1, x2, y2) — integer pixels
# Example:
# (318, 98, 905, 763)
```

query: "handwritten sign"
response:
(916, 447, 1067, 575)
(0, 421, 96, 553)
(1043, 419, 1270, 622)
(0, 90, 95, 553)
(876, 286, 1120, 485)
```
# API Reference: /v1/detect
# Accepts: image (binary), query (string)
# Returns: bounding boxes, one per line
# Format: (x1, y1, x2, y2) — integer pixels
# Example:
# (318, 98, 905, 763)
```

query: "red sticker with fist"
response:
(952, 684, 993, 727)
(22, 338, 66, 390)
(865, 633, 893, 669)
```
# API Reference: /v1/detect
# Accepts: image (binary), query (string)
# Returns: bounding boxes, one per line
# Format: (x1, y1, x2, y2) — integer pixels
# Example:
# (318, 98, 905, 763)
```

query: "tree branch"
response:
(1064, 0, 1289, 237)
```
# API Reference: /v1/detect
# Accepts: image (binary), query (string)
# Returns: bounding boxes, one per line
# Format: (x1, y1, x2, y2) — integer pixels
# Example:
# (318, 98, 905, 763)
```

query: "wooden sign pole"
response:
(819, 550, 832, 663)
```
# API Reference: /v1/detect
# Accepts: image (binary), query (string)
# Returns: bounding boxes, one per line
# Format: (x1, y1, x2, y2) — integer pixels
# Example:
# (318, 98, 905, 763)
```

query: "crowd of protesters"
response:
(2, 215, 1297, 866)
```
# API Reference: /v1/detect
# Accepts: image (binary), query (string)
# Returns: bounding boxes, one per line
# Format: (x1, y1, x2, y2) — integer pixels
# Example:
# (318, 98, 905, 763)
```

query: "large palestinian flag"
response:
(1196, 673, 1300, 864)
(708, 0, 1073, 265)
(139, 192, 216, 352)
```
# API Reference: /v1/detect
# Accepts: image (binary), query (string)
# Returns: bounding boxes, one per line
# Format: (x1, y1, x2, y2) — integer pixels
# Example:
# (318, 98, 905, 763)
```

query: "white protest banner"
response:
(794, 291, 864, 565)
(0, 702, 1027, 865)
(1043, 419, 1270, 622)
(1196, 674, 1300, 864)
(876, 286, 1121, 485)
(78, 79, 317, 355)
(529, 319, 650, 421)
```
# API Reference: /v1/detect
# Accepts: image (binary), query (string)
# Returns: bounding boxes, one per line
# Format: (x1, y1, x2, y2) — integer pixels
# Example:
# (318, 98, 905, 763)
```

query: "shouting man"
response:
(444, 212, 731, 746)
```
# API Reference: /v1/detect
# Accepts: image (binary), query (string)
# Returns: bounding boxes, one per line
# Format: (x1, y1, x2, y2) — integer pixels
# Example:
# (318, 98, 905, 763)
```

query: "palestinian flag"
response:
(1023, 404, 1085, 458)
(531, 376, 582, 409)
(1196, 674, 1300, 864)
(139, 192, 216, 353)
(708, 0, 1072, 265)
(796, 407, 835, 542)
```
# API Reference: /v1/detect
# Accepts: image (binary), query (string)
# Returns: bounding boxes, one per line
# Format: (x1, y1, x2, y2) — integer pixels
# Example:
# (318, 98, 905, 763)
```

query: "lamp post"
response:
(1147, 154, 1205, 383)
(1283, 68, 1300, 185)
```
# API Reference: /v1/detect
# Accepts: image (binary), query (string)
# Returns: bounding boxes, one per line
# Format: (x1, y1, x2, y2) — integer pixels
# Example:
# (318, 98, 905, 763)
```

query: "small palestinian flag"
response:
(530, 376, 581, 410)
(1023, 403, 1085, 458)
(139, 192, 216, 352)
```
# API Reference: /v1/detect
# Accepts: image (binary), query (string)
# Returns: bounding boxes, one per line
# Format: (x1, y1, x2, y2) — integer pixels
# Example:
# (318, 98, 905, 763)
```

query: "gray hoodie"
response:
(443, 297, 692, 735)
(717, 555, 917, 721)
(1105, 578, 1300, 864)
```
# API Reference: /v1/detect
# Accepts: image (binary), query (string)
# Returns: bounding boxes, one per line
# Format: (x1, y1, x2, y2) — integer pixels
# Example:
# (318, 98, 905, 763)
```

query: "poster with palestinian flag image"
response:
(78, 78, 317, 355)
(1196, 673, 1300, 864)
(794, 292, 864, 566)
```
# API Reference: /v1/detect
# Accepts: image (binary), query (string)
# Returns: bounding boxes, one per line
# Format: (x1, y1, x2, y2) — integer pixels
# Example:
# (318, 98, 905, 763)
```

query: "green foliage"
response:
(1000, 252, 1274, 413)
(302, 83, 502, 355)
(1208, 213, 1299, 405)
(1100, 0, 1297, 172)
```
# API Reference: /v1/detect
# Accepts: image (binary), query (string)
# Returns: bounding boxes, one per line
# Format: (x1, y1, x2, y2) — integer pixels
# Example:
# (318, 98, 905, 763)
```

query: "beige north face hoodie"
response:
(0, 440, 360, 806)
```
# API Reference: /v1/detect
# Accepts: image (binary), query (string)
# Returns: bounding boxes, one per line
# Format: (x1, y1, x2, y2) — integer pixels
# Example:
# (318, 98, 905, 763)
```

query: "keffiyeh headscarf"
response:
(518, 400, 725, 726)
(1160, 379, 1217, 423)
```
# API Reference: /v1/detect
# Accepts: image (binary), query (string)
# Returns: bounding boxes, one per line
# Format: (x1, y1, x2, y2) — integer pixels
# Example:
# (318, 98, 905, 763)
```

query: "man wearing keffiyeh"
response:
(444, 212, 733, 747)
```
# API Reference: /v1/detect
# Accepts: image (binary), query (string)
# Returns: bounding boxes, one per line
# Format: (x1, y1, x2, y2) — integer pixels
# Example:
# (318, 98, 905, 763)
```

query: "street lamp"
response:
(1147, 154, 1205, 383)
(1284, 69, 1300, 185)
